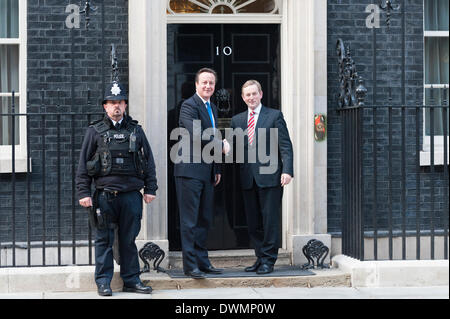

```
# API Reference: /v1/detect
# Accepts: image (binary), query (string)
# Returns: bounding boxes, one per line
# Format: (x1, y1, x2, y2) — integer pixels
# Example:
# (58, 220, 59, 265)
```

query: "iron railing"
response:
(0, 0, 126, 268)
(337, 13, 449, 260)
(338, 100, 449, 261)
(0, 92, 103, 268)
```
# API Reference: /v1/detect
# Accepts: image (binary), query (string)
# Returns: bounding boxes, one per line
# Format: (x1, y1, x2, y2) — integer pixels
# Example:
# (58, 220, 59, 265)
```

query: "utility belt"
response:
(98, 188, 121, 199)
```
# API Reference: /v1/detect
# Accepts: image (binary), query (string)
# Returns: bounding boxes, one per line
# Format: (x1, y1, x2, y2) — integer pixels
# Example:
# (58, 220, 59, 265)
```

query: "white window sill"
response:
(0, 157, 31, 173)
(420, 151, 450, 167)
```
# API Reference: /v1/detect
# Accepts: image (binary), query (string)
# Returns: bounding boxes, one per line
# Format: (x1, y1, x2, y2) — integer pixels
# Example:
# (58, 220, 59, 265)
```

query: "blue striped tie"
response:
(206, 101, 215, 129)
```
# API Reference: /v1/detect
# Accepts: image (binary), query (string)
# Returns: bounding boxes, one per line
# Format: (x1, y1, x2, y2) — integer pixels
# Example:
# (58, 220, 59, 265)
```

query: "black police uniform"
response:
(75, 82, 157, 293)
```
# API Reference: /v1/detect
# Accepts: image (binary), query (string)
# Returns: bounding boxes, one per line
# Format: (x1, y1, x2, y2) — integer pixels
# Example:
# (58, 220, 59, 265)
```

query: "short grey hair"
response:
(241, 80, 262, 93)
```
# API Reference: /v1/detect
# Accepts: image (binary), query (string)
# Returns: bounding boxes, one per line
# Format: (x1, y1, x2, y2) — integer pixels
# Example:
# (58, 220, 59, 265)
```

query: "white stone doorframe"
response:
(128, 0, 328, 266)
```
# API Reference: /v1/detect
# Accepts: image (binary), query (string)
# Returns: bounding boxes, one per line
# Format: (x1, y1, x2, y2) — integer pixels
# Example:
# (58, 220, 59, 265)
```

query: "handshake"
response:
(222, 139, 231, 155)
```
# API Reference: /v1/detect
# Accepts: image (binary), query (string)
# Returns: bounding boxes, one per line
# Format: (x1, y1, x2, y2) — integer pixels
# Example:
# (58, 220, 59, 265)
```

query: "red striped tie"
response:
(248, 111, 256, 146)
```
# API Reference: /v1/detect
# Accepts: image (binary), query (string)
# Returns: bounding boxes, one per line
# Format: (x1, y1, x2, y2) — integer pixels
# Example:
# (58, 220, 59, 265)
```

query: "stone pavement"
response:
(0, 286, 448, 299)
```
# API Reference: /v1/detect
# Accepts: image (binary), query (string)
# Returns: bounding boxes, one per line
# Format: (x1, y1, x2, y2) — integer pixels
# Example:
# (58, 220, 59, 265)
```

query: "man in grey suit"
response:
(174, 68, 229, 279)
(230, 80, 294, 275)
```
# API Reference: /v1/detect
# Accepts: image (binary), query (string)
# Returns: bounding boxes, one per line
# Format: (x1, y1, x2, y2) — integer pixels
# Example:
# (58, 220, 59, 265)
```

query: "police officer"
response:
(76, 81, 158, 296)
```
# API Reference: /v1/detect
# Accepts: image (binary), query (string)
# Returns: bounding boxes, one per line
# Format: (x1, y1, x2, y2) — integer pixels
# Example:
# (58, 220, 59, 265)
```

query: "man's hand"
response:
(223, 139, 230, 155)
(79, 197, 93, 208)
(281, 174, 293, 187)
(144, 194, 156, 204)
(215, 174, 221, 187)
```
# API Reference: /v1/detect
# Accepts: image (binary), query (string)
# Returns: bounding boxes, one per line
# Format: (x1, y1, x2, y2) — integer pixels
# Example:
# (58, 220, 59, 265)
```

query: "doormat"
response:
(166, 266, 315, 279)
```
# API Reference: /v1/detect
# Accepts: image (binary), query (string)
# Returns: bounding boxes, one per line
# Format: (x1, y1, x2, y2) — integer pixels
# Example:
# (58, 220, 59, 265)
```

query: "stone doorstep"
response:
(0, 250, 347, 294)
(0, 266, 351, 294)
(168, 249, 292, 269)
(141, 269, 351, 291)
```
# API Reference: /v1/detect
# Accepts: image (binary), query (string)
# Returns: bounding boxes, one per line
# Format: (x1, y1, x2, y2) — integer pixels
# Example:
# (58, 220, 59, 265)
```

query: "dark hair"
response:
(195, 68, 218, 84)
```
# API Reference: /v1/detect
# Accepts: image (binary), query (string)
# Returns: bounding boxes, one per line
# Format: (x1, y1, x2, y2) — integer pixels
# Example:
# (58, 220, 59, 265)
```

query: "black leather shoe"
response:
(97, 284, 112, 297)
(123, 282, 152, 294)
(245, 260, 262, 272)
(199, 266, 223, 274)
(256, 264, 274, 275)
(184, 268, 206, 279)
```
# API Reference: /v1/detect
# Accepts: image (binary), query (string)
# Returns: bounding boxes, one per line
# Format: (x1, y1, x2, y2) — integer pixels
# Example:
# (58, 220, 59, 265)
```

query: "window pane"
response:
(168, 0, 278, 14)
(0, 96, 20, 145)
(234, 0, 277, 13)
(425, 37, 449, 85)
(0, 0, 19, 38)
(425, 0, 449, 31)
(0, 44, 19, 93)
(425, 88, 449, 136)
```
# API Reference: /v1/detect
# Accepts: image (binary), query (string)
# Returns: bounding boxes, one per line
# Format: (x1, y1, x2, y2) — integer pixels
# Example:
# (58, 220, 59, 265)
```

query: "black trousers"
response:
(95, 190, 142, 286)
(242, 181, 283, 267)
(175, 177, 214, 272)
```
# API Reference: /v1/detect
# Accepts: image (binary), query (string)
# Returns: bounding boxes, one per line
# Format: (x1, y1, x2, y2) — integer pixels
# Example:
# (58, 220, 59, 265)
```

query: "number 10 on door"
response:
(216, 46, 233, 56)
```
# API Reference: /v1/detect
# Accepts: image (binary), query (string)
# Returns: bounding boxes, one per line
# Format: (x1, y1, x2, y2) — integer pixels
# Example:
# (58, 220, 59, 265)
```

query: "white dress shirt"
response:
(110, 117, 124, 127)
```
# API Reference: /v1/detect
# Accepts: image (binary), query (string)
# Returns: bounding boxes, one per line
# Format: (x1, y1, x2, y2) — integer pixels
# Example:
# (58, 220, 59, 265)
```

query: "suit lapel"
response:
(254, 106, 269, 146)
(193, 94, 212, 128)
(240, 111, 249, 145)
(241, 111, 249, 130)
(211, 102, 219, 124)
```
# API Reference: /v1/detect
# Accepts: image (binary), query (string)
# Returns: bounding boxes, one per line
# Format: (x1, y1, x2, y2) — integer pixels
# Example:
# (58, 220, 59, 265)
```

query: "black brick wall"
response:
(1, 0, 447, 246)
(327, 0, 448, 234)
(0, 0, 129, 243)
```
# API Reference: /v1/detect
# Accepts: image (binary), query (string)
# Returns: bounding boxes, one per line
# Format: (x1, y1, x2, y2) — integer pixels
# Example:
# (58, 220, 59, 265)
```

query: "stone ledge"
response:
(0, 266, 124, 294)
(332, 255, 449, 288)
(142, 269, 351, 290)
(0, 265, 351, 293)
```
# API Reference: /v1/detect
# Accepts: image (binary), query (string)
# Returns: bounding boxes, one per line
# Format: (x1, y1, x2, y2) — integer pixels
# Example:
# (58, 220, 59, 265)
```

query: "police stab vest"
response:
(86, 118, 147, 179)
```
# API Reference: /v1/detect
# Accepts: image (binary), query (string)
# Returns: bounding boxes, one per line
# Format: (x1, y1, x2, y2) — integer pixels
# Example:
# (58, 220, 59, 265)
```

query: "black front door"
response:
(167, 24, 281, 251)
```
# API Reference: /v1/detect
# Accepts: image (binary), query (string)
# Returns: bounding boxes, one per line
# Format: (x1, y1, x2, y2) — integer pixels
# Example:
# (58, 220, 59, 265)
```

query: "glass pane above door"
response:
(168, 0, 280, 14)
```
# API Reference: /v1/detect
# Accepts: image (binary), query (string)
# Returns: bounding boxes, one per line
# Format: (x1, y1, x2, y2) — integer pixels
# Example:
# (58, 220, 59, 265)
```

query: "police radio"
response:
(129, 129, 137, 153)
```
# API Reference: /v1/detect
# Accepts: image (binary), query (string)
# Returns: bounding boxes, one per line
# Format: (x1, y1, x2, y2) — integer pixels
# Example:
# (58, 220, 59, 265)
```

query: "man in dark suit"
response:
(174, 68, 229, 279)
(229, 80, 294, 275)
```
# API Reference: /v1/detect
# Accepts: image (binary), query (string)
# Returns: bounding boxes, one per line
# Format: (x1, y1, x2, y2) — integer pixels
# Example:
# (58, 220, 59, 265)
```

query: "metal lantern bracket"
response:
(336, 38, 367, 109)
(79, 0, 98, 29)
(379, 0, 400, 30)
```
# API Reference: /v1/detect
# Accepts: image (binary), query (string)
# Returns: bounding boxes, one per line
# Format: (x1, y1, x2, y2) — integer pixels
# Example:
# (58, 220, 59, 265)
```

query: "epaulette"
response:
(91, 120, 110, 135)
(127, 119, 140, 130)
(88, 118, 103, 126)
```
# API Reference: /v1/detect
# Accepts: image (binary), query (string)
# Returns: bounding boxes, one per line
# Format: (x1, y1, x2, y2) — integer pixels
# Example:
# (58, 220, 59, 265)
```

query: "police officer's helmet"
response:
(102, 81, 128, 105)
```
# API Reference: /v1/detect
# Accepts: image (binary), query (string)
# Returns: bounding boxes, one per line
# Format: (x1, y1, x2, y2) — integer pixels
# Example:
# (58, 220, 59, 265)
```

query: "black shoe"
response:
(199, 266, 223, 274)
(245, 260, 262, 272)
(184, 268, 206, 279)
(123, 282, 152, 294)
(97, 284, 112, 297)
(256, 264, 274, 275)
